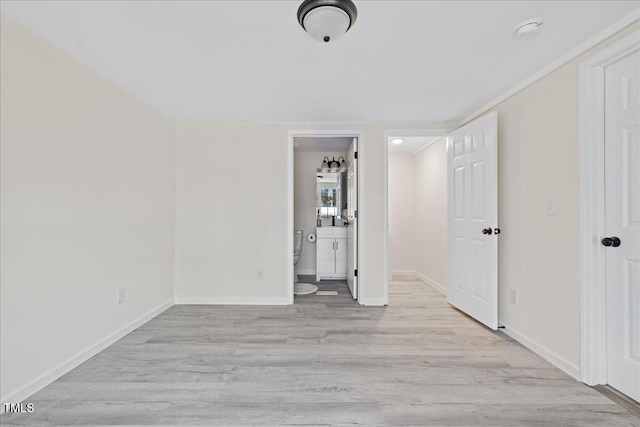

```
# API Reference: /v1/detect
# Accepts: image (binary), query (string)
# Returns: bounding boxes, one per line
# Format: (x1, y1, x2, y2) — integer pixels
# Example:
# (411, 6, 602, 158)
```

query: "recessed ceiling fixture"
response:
(297, 0, 358, 43)
(391, 138, 404, 145)
(514, 18, 543, 40)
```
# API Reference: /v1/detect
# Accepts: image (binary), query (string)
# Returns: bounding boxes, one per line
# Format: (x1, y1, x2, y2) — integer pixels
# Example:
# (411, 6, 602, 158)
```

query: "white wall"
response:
(174, 122, 453, 306)
(0, 15, 176, 402)
(388, 152, 417, 274)
(294, 151, 346, 275)
(467, 21, 640, 377)
(414, 139, 448, 288)
(173, 124, 290, 303)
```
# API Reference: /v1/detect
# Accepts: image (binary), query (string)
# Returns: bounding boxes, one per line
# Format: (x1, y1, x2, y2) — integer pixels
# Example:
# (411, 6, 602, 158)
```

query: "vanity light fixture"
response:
(514, 18, 543, 40)
(338, 156, 347, 172)
(391, 138, 404, 145)
(297, 0, 358, 43)
(321, 157, 330, 172)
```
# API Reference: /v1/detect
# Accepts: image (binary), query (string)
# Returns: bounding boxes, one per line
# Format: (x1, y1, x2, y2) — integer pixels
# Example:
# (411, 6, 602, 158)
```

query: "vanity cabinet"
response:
(316, 228, 347, 281)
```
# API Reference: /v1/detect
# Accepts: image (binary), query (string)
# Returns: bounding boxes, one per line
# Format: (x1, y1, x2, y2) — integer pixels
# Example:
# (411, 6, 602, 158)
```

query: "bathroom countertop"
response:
(316, 226, 348, 237)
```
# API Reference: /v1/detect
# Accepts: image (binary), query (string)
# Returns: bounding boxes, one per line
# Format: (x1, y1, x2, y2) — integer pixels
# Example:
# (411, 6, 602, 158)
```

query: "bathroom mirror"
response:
(317, 172, 346, 218)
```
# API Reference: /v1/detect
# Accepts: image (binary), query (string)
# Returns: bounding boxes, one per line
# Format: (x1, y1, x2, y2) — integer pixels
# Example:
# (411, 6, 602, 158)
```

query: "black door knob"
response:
(482, 227, 493, 235)
(602, 237, 621, 247)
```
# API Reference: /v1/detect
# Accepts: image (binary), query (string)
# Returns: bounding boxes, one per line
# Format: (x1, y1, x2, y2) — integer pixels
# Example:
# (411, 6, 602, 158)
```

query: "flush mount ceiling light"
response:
(391, 138, 404, 145)
(297, 0, 358, 43)
(514, 18, 543, 40)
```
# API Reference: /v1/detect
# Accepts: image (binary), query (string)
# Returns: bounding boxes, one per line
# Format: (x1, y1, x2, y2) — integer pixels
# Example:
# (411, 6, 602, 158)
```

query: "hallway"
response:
(1, 277, 637, 425)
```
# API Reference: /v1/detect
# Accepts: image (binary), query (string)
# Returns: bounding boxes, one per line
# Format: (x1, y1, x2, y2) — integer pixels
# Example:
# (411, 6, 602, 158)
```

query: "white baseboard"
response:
(500, 323, 581, 381)
(391, 270, 416, 276)
(175, 297, 290, 305)
(415, 271, 447, 295)
(359, 297, 387, 306)
(0, 298, 174, 410)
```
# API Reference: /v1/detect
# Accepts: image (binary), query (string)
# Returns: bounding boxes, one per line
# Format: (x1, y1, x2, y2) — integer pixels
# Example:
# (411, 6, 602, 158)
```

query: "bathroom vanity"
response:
(315, 226, 347, 281)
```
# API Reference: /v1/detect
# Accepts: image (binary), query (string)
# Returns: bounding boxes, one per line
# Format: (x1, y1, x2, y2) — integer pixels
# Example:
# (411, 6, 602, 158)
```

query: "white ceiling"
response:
(1, 1, 638, 123)
(388, 136, 442, 153)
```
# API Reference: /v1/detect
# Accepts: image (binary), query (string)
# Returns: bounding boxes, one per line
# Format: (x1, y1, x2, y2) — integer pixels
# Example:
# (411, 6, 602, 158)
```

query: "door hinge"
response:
(354, 269, 358, 277)
(354, 152, 358, 159)
(354, 210, 358, 218)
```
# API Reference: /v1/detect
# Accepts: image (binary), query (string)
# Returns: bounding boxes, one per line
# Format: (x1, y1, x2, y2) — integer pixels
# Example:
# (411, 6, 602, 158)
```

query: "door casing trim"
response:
(287, 129, 363, 304)
(578, 29, 640, 386)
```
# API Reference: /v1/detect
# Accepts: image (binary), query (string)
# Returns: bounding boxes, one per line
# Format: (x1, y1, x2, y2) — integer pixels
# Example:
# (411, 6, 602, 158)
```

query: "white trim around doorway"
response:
(287, 129, 364, 305)
(578, 29, 640, 387)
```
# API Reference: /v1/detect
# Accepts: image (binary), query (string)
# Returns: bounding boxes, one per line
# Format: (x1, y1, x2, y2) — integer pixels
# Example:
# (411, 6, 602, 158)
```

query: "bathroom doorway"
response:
(287, 130, 361, 304)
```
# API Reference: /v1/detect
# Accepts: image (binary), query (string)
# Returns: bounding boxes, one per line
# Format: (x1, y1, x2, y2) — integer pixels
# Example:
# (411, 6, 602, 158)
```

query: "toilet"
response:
(293, 230, 318, 295)
(294, 230, 303, 268)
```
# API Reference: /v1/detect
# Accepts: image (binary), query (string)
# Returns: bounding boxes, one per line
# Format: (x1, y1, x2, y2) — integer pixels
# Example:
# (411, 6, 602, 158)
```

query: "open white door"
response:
(347, 137, 358, 299)
(447, 112, 498, 329)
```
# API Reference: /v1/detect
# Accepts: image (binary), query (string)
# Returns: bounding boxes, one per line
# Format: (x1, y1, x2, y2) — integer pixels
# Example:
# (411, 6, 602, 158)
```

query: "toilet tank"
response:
(294, 230, 303, 254)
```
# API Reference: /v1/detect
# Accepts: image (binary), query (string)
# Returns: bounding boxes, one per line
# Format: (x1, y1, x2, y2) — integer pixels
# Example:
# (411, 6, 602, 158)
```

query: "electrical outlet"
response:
(257, 269, 264, 280)
(510, 289, 518, 305)
(117, 288, 125, 304)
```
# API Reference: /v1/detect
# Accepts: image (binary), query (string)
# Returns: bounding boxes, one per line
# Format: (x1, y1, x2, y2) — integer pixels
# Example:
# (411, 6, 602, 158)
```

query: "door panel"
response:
(624, 127, 640, 226)
(471, 161, 486, 219)
(454, 166, 465, 219)
(472, 238, 487, 300)
(471, 131, 486, 152)
(335, 237, 348, 276)
(316, 238, 335, 280)
(627, 260, 640, 363)
(604, 50, 640, 402)
(447, 112, 498, 330)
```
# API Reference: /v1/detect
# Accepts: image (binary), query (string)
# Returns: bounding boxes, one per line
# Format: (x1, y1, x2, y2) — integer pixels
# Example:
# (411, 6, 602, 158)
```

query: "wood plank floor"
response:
(2, 276, 639, 426)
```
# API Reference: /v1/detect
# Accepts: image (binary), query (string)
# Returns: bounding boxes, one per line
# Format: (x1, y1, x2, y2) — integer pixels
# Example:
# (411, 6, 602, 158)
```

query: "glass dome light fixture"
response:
(297, 0, 358, 43)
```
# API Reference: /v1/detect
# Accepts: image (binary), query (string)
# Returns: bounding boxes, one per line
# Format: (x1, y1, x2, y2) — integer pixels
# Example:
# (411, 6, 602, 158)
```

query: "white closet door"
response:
(604, 49, 640, 402)
(447, 112, 498, 330)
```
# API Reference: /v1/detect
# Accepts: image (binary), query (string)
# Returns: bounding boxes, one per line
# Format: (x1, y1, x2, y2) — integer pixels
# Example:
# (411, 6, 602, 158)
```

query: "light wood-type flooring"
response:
(2, 276, 639, 426)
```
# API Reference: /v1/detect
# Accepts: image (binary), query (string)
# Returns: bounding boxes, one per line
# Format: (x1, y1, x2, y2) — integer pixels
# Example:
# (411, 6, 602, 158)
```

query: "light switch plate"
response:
(510, 289, 518, 305)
